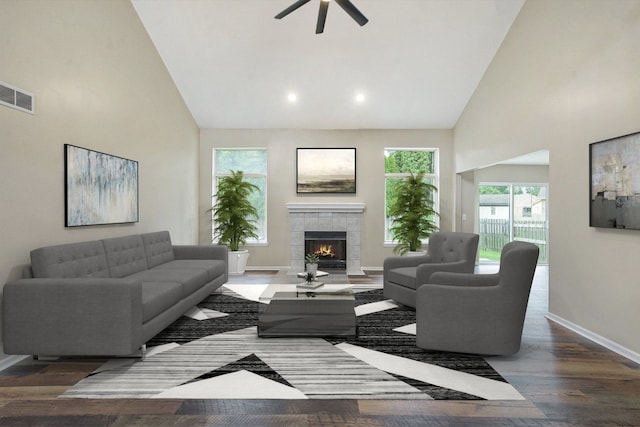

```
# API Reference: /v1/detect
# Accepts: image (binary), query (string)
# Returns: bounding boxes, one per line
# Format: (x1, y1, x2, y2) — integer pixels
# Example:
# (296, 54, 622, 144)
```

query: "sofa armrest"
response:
(383, 254, 432, 271)
(415, 261, 476, 285)
(2, 278, 143, 356)
(427, 271, 500, 288)
(173, 244, 228, 262)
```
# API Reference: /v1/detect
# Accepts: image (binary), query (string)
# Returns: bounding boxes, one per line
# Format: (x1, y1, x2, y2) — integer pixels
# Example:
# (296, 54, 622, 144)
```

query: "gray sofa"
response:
(2, 231, 228, 358)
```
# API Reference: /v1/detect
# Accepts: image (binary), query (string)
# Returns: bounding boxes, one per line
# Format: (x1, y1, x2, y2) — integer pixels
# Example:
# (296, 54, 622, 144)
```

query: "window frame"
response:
(212, 148, 268, 246)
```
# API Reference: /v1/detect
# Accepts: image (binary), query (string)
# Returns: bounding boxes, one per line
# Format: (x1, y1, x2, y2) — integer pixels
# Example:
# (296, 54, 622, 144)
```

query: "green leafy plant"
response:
(388, 172, 439, 255)
(208, 170, 260, 252)
(305, 253, 319, 264)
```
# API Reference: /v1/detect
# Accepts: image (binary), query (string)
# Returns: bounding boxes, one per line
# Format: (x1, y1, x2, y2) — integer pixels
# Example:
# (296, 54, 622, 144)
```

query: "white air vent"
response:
(0, 81, 34, 114)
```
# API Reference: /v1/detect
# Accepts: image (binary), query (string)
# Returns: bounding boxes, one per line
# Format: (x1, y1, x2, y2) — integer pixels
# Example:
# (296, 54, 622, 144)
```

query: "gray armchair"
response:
(383, 232, 479, 308)
(416, 241, 539, 356)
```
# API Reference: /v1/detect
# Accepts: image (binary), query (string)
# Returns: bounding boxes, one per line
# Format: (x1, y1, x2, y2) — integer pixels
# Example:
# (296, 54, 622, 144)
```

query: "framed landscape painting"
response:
(296, 148, 356, 193)
(65, 144, 139, 227)
(590, 131, 640, 230)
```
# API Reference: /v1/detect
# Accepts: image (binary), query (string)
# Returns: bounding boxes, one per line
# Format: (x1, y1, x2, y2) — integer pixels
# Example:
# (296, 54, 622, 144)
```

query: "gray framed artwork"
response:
(65, 144, 139, 227)
(590, 131, 640, 230)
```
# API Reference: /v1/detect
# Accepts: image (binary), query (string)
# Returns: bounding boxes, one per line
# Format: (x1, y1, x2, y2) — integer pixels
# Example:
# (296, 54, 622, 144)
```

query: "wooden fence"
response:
(479, 218, 548, 262)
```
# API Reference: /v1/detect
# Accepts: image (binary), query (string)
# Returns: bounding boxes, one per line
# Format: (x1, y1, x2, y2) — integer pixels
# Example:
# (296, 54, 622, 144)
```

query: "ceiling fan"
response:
(275, 0, 369, 34)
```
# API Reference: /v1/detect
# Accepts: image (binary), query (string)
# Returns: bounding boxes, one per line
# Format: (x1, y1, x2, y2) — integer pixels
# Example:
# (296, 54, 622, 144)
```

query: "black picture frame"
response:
(65, 144, 139, 227)
(589, 131, 640, 229)
(296, 148, 356, 194)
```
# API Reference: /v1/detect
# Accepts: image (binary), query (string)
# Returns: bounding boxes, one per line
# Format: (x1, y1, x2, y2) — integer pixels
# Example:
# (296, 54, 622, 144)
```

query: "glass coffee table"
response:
(257, 283, 357, 338)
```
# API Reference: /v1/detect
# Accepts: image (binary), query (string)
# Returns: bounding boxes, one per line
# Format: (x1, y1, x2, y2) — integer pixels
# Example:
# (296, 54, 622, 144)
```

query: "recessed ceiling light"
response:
(355, 93, 366, 103)
(287, 92, 298, 102)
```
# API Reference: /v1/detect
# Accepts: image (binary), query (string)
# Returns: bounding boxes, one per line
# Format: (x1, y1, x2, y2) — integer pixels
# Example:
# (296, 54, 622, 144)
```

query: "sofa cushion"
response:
(152, 259, 226, 282)
(141, 281, 183, 323)
(128, 268, 208, 298)
(142, 231, 175, 268)
(102, 235, 149, 278)
(30, 241, 110, 279)
(386, 267, 418, 290)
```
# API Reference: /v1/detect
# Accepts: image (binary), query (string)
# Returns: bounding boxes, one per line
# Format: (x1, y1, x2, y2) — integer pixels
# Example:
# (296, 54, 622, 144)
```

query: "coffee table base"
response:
(258, 298, 356, 338)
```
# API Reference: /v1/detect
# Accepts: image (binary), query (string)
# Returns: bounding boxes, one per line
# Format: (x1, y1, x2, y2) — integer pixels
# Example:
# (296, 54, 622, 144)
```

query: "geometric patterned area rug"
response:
(61, 285, 523, 400)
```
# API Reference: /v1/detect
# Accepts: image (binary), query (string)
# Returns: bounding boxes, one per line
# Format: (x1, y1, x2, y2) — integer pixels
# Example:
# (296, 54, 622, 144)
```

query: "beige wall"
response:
(0, 0, 200, 351)
(455, 0, 640, 354)
(475, 164, 548, 184)
(200, 129, 454, 269)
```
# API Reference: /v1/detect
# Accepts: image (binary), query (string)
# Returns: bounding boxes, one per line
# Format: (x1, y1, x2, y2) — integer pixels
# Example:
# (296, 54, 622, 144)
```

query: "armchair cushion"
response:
(386, 267, 419, 289)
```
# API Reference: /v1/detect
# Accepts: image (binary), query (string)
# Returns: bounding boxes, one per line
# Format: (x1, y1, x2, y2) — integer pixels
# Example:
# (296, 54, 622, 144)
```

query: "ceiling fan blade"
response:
(334, 0, 368, 26)
(316, 0, 329, 34)
(275, 0, 312, 19)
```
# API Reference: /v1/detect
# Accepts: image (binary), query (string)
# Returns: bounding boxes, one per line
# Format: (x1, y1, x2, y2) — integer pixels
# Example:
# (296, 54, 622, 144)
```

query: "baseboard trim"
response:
(244, 266, 289, 272)
(546, 313, 640, 364)
(0, 355, 29, 372)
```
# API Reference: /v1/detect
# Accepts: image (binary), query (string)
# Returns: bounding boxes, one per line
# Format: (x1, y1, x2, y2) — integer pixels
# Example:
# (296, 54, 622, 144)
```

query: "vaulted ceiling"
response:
(131, 0, 525, 130)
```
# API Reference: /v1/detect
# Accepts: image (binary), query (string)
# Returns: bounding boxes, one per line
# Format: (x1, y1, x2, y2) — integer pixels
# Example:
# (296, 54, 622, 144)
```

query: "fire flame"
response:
(314, 244, 335, 258)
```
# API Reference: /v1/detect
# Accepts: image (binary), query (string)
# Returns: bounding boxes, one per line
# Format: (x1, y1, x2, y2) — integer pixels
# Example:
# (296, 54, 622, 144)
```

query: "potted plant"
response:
(388, 172, 439, 255)
(305, 253, 319, 277)
(208, 170, 260, 274)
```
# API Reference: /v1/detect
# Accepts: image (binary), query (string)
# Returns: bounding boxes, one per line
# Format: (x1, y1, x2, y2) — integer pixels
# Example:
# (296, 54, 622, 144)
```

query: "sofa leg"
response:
(139, 344, 146, 360)
(33, 355, 59, 361)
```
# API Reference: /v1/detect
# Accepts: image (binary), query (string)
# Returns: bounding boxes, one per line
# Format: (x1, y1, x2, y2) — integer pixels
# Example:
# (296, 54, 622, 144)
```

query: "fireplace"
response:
(305, 231, 347, 270)
(287, 202, 365, 275)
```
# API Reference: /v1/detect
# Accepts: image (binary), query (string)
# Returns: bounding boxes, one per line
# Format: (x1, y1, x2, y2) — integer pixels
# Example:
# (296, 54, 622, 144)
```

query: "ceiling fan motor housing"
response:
(275, 0, 368, 34)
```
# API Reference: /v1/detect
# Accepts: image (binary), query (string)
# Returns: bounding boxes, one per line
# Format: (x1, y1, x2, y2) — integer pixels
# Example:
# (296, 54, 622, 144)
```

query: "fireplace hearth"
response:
(305, 231, 347, 270)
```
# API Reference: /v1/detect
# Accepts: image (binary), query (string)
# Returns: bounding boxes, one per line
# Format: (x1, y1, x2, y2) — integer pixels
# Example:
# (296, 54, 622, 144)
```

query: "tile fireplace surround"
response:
(287, 203, 365, 275)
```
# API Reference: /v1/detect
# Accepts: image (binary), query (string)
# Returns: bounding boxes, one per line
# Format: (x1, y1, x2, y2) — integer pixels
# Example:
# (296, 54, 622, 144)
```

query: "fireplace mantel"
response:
(286, 202, 365, 214)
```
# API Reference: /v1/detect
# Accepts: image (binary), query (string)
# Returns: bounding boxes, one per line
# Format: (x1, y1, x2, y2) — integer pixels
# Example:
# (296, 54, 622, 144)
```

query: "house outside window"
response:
(384, 148, 439, 243)
(212, 148, 267, 244)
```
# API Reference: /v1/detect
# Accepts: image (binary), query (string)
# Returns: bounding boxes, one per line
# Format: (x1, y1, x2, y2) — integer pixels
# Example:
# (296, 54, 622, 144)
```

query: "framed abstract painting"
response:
(64, 144, 139, 227)
(590, 131, 640, 230)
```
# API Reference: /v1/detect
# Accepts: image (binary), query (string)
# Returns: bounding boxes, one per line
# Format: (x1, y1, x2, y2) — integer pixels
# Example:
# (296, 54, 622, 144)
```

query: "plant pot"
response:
(405, 250, 427, 257)
(228, 250, 250, 275)
(306, 263, 318, 277)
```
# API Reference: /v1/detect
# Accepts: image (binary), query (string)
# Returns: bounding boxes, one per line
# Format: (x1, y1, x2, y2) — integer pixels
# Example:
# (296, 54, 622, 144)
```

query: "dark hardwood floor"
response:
(0, 267, 639, 426)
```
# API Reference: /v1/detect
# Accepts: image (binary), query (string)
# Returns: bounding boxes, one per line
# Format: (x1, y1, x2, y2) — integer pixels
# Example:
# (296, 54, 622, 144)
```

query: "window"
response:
(522, 206, 532, 217)
(384, 148, 439, 242)
(212, 148, 267, 244)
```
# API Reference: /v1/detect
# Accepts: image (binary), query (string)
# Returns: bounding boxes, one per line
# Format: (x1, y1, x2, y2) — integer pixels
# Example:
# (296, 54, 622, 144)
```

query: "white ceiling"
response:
(131, 0, 524, 130)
